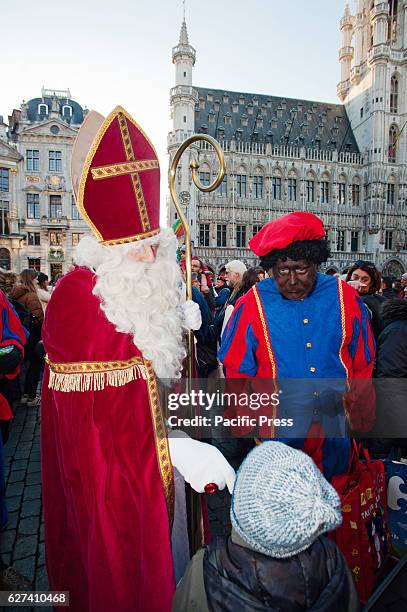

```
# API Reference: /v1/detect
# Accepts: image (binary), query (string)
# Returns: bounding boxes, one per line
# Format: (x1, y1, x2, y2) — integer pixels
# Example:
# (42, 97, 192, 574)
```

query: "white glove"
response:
(181, 300, 202, 331)
(168, 431, 236, 494)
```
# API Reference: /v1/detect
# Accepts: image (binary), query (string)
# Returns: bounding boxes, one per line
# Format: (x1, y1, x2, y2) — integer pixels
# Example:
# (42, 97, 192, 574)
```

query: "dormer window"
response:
(253, 97, 259, 107)
(38, 103, 48, 116)
(241, 114, 248, 127)
(271, 117, 278, 129)
(62, 105, 73, 118)
(239, 95, 245, 105)
(214, 99, 220, 111)
(225, 113, 232, 125)
(199, 97, 205, 109)
(232, 101, 239, 113)
(208, 110, 216, 123)
(277, 106, 283, 118)
(223, 93, 229, 104)
(257, 117, 264, 128)
(247, 104, 254, 115)
(207, 92, 213, 102)
(281, 100, 287, 110)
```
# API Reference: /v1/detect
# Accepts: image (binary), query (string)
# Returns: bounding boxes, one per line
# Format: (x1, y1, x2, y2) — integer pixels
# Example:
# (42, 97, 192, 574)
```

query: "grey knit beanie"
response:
(231, 441, 342, 558)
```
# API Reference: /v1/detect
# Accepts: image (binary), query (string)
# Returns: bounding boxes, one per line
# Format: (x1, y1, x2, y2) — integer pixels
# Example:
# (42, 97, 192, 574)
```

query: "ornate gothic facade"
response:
(168, 3, 407, 278)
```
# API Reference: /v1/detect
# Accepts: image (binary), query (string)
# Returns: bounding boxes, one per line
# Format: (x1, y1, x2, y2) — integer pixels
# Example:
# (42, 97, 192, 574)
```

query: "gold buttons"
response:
(310, 367, 316, 373)
(303, 318, 309, 324)
(306, 342, 312, 349)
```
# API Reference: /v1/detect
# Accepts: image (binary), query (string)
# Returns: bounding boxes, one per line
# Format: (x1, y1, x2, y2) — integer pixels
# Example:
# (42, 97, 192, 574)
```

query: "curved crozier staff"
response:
(169, 134, 226, 383)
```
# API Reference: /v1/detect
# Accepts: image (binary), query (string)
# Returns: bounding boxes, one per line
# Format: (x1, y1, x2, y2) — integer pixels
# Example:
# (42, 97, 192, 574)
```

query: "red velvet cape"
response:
(41, 267, 175, 612)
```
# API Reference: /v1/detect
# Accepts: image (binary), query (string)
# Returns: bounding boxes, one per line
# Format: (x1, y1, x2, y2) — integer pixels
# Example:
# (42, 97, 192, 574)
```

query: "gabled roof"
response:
(19, 117, 79, 137)
(194, 86, 359, 153)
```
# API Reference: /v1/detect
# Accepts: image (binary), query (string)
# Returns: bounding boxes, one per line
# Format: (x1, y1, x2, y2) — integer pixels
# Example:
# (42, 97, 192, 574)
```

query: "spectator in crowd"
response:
(213, 275, 230, 309)
(400, 273, 407, 298)
(0, 270, 17, 297)
(381, 276, 399, 299)
(36, 273, 51, 312)
(0, 286, 30, 590)
(9, 269, 44, 406)
(173, 442, 358, 612)
(370, 299, 407, 452)
(346, 261, 386, 341)
(255, 266, 266, 281)
(376, 299, 407, 378)
(220, 260, 248, 335)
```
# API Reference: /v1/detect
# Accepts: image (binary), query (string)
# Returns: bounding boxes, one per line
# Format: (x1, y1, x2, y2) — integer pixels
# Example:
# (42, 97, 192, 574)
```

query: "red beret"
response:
(248, 212, 326, 257)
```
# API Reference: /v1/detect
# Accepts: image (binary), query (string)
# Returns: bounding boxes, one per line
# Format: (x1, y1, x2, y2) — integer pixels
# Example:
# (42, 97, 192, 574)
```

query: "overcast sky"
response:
(1, 0, 352, 214)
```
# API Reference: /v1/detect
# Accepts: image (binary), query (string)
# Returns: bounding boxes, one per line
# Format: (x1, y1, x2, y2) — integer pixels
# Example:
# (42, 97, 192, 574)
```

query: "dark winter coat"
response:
(374, 299, 407, 441)
(376, 299, 407, 377)
(361, 293, 386, 342)
(9, 286, 43, 324)
(173, 531, 359, 612)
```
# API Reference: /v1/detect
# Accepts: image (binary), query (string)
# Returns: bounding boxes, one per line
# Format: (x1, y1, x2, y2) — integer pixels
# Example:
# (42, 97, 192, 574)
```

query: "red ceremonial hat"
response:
(72, 106, 160, 245)
(248, 212, 326, 256)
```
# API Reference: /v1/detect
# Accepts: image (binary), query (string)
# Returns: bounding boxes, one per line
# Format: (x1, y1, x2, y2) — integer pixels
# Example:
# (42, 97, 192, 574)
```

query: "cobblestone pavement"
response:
(1, 400, 49, 612)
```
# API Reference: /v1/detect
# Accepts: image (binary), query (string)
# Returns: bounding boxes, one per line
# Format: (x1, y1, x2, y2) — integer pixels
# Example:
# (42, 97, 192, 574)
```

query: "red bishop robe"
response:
(41, 266, 175, 612)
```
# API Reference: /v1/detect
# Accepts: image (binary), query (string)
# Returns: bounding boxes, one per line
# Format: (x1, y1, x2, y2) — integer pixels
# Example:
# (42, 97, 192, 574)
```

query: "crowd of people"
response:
(0, 105, 407, 611)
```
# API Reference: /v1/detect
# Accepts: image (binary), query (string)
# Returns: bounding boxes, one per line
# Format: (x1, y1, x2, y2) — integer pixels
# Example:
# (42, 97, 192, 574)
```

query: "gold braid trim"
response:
(45, 356, 148, 392)
(337, 279, 350, 384)
(144, 359, 174, 525)
(252, 285, 278, 439)
(253, 286, 277, 378)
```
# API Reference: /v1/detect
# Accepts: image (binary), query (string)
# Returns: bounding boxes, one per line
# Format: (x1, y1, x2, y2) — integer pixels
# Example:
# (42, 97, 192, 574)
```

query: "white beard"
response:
(75, 229, 186, 380)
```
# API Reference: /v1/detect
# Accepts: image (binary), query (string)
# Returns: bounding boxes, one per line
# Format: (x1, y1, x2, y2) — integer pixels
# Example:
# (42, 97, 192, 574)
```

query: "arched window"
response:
(389, 125, 398, 163)
(305, 171, 315, 204)
(320, 172, 330, 204)
(287, 169, 298, 202)
(199, 163, 211, 187)
(0, 247, 11, 270)
(387, 175, 396, 205)
(390, 75, 399, 113)
(38, 103, 48, 116)
(252, 169, 264, 199)
(271, 169, 282, 200)
(352, 177, 361, 206)
(338, 173, 347, 205)
(62, 104, 73, 118)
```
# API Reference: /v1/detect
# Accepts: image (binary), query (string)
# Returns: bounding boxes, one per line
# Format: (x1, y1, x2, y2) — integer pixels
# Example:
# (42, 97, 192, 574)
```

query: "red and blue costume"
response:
(218, 212, 375, 479)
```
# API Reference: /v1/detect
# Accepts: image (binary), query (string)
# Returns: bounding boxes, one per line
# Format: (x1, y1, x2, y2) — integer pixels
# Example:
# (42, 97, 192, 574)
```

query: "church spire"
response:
(179, 18, 189, 46)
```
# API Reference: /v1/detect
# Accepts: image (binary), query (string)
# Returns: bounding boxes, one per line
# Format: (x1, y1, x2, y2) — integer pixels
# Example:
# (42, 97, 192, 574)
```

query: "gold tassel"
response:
(48, 364, 148, 393)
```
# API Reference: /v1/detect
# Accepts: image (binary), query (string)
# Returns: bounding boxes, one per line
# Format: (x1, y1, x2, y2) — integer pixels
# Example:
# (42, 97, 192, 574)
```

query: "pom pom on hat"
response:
(231, 441, 342, 558)
(248, 212, 326, 257)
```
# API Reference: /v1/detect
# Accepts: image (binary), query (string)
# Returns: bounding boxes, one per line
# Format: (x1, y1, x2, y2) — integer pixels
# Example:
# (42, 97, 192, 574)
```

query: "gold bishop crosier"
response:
(169, 134, 226, 383)
(169, 134, 225, 554)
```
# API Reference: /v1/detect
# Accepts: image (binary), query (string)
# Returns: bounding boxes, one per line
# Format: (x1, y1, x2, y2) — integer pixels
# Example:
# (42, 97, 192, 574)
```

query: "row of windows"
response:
(200, 172, 363, 204)
(199, 172, 404, 206)
(26, 149, 62, 172)
(26, 231, 84, 246)
(199, 224, 396, 251)
(26, 194, 81, 220)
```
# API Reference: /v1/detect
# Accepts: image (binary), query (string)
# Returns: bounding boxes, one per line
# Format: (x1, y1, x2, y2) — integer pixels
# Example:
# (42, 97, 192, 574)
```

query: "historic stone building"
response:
(168, 3, 407, 277)
(0, 88, 89, 278)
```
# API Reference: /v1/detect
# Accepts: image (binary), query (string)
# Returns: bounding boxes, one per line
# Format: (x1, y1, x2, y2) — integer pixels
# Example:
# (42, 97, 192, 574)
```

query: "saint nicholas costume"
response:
(41, 107, 175, 612)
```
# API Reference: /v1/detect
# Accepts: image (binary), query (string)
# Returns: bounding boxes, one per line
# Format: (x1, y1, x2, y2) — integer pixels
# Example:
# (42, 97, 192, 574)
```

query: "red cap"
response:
(248, 212, 326, 257)
(75, 106, 160, 246)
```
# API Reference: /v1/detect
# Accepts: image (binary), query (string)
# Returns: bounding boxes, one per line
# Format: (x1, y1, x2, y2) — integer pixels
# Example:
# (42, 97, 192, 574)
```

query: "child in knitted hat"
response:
(173, 441, 359, 612)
